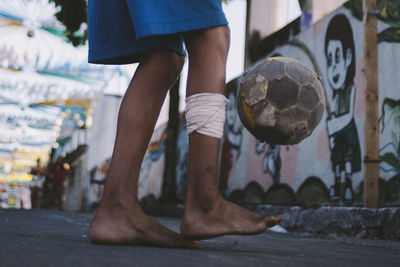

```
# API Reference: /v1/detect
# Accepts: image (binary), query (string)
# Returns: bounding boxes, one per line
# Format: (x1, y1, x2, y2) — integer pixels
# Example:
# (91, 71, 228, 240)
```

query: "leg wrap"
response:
(185, 93, 228, 139)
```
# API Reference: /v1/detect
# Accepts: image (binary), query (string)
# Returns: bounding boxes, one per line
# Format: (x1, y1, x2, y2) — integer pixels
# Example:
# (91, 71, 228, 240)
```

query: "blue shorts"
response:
(88, 0, 228, 64)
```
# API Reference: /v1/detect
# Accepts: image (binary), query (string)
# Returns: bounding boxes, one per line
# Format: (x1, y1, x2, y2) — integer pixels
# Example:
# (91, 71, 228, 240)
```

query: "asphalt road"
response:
(0, 209, 399, 267)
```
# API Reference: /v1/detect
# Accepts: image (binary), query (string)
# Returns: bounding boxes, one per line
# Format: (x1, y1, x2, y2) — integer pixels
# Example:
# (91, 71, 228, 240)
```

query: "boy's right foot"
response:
(181, 196, 283, 240)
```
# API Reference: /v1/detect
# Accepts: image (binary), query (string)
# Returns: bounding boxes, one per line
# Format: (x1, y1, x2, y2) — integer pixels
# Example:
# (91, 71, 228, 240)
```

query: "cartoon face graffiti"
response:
(326, 40, 352, 91)
(324, 14, 355, 95)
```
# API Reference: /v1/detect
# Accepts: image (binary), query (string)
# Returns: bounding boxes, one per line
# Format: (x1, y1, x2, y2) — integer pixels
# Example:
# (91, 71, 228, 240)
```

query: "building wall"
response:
(222, 1, 400, 206)
(65, 150, 87, 211)
(137, 123, 167, 200)
(135, 1, 400, 207)
(312, 0, 347, 23)
(86, 94, 121, 171)
(247, 0, 288, 39)
(245, 0, 301, 67)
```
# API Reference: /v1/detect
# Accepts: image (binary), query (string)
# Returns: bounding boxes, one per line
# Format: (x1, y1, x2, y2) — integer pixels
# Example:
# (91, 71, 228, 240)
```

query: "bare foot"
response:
(181, 196, 283, 240)
(89, 203, 197, 248)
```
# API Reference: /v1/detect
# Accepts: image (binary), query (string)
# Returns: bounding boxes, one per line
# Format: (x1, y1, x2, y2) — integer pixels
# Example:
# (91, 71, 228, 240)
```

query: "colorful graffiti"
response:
(131, 1, 400, 207)
(219, 79, 243, 195)
(324, 14, 361, 204)
(138, 124, 167, 200)
(379, 98, 400, 174)
(217, 2, 400, 206)
(255, 141, 281, 185)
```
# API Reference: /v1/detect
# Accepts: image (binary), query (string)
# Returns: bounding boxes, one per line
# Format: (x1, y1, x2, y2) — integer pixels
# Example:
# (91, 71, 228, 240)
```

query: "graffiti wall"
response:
(138, 123, 167, 200)
(135, 0, 400, 207)
(223, 0, 400, 206)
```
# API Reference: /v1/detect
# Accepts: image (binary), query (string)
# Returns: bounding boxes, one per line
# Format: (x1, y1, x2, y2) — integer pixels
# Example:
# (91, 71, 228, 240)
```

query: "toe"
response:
(182, 240, 199, 249)
(264, 215, 283, 227)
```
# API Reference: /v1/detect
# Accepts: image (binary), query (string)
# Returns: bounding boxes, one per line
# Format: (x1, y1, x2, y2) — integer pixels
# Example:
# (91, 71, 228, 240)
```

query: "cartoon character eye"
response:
(327, 52, 332, 67)
(335, 47, 340, 64)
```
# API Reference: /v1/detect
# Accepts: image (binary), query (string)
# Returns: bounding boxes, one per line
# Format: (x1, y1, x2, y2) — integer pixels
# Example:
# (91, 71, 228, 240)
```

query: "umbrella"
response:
(0, 103, 61, 129)
(0, 123, 57, 147)
(0, 0, 115, 78)
(0, 68, 103, 106)
(0, 0, 85, 71)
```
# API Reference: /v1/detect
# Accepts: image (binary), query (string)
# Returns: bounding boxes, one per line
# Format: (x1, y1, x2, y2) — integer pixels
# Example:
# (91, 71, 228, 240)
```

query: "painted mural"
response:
(324, 14, 361, 204)
(379, 98, 400, 175)
(134, 0, 400, 207)
(85, 120, 168, 209)
(229, 0, 400, 206)
(137, 123, 168, 200)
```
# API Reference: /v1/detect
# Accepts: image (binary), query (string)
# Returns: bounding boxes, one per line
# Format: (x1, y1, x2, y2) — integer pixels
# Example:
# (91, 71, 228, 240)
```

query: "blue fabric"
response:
(88, 0, 228, 65)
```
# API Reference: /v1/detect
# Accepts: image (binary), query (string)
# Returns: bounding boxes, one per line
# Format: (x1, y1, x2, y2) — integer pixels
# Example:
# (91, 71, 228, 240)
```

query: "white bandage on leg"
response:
(185, 93, 229, 139)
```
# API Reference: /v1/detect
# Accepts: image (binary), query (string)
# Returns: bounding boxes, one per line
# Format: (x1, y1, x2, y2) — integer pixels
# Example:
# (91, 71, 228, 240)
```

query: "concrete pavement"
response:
(0, 209, 400, 267)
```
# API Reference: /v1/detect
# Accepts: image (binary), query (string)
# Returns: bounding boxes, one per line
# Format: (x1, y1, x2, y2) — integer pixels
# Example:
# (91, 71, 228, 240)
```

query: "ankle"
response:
(186, 193, 221, 214)
(99, 192, 140, 212)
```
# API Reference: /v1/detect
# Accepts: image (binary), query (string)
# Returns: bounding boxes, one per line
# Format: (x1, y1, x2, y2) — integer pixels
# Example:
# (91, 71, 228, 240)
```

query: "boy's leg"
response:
(89, 50, 196, 248)
(181, 26, 282, 240)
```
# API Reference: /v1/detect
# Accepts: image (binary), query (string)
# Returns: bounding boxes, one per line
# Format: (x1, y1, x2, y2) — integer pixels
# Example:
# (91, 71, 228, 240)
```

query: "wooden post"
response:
(363, 0, 379, 208)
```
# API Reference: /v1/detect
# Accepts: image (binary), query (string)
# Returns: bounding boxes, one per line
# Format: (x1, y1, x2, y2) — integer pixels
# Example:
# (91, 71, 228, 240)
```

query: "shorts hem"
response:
(135, 12, 228, 38)
(89, 40, 185, 65)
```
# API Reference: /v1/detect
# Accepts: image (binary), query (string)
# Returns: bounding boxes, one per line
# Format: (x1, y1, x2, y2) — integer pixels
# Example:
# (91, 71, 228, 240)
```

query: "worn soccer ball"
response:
(237, 57, 325, 145)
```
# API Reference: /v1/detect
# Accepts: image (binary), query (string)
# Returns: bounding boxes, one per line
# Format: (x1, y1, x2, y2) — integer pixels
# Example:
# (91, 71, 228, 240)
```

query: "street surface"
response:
(0, 209, 400, 267)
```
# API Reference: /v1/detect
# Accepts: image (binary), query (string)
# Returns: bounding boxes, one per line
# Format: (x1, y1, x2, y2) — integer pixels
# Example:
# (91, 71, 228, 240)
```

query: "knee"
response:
(185, 25, 230, 56)
(141, 50, 185, 86)
(161, 51, 185, 79)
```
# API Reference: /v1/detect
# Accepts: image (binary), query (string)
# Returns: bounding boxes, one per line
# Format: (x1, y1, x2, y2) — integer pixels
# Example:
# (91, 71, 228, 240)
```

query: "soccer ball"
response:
(237, 57, 325, 145)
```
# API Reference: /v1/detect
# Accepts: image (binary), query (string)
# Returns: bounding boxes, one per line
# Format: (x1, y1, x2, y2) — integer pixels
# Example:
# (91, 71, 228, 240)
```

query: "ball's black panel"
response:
(267, 76, 299, 110)
(253, 125, 290, 144)
(298, 85, 320, 110)
(286, 60, 315, 85)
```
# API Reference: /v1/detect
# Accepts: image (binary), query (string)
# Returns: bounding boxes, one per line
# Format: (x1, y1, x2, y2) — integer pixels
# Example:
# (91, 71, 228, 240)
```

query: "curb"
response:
(246, 204, 400, 241)
(142, 202, 400, 241)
